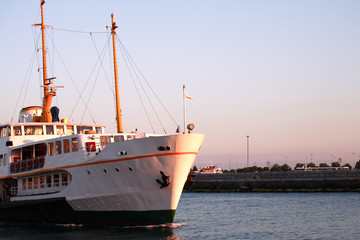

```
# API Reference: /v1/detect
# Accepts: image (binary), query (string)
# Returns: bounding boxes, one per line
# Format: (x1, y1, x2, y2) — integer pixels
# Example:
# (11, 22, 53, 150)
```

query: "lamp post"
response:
(247, 136, 249, 168)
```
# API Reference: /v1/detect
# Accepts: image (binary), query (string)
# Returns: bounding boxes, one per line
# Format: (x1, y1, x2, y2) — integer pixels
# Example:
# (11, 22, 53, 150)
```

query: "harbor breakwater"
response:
(184, 170, 360, 191)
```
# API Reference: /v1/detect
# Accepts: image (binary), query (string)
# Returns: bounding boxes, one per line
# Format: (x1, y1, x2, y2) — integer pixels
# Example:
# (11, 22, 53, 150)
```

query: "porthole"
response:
(128, 167, 133, 171)
(115, 168, 120, 172)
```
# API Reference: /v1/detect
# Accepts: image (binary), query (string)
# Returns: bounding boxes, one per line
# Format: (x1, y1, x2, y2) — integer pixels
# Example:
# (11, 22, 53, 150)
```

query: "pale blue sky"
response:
(1, 0, 360, 169)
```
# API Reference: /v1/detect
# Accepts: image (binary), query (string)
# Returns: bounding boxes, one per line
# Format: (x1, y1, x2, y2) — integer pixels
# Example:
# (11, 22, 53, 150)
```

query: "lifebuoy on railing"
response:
(20, 161, 26, 171)
(27, 159, 33, 169)
(15, 162, 20, 172)
(39, 156, 45, 167)
(33, 157, 39, 168)
(10, 163, 15, 173)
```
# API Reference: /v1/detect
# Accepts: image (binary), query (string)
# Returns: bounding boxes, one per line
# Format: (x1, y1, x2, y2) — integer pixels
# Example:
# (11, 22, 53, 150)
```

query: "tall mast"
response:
(110, 13, 123, 133)
(33, 0, 55, 122)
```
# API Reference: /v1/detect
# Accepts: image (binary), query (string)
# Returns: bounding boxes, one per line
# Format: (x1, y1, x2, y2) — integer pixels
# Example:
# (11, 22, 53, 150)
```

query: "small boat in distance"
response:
(0, 0, 204, 226)
(199, 163, 223, 174)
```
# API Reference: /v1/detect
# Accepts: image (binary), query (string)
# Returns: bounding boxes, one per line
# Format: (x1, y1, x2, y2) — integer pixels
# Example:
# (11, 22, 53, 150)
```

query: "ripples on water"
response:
(0, 192, 359, 239)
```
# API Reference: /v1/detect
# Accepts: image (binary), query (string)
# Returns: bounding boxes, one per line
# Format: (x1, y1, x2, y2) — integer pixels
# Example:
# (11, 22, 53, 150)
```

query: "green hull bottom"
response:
(0, 197, 176, 226)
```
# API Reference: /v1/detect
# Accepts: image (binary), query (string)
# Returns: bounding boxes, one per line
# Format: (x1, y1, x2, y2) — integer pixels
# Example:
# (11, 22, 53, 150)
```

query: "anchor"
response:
(156, 171, 170, 189)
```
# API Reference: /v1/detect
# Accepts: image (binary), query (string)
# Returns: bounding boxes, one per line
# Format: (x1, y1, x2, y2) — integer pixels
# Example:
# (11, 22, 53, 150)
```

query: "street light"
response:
(246, 136, 249, 168)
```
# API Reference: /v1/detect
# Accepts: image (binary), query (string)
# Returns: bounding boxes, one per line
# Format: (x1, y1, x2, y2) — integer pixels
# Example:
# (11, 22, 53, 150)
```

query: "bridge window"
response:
(100, 136, 111, 148)
(56, 125, 64, 135)
(46, 125, 54, 135)
(66, 125, 74, 135)
(114, 135, 124, 142)
(13, 126, 22, 136)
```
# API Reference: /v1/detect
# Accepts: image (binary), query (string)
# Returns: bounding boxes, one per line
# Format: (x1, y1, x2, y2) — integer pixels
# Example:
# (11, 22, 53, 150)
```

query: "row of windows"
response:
(0, 125, 103, 138)
(48, 138, 78, 155)
(21, 173, 71, 191)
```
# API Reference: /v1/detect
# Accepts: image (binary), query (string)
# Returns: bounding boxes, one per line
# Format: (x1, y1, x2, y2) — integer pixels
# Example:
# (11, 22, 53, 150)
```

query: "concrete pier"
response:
(184, 170, 360, 191)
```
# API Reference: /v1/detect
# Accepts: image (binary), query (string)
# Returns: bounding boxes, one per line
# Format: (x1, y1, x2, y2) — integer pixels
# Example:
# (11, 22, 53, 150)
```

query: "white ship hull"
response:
(0, 133, 204, 225)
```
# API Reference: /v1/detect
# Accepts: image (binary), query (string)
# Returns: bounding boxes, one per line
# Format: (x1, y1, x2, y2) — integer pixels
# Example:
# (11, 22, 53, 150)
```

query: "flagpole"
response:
(183, 85, 186, 134)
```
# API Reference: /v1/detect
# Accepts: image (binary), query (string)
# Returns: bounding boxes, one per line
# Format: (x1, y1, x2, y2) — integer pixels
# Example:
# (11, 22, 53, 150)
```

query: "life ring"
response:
(20, 161, 26, 171)
(85, 130, 95, 134)
(33, 158, 39, 168)
(39, 156, 45, 167)
(15, 162, 20, 172)
(10, 163, 15, 172)
(3, 182, 10, 191)
(27, 159, 33, 169)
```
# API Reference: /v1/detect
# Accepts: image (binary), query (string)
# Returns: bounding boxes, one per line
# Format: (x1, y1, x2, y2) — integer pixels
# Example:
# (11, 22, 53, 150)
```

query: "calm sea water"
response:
(0, 192, 359, 239)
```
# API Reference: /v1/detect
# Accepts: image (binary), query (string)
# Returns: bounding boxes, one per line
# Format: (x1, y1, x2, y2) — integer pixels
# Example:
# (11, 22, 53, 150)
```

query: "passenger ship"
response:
(0, 1, 204, 226)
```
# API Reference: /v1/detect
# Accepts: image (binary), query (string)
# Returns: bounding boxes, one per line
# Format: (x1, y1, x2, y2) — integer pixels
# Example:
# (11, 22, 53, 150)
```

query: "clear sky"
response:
(1, 0, 360, 169)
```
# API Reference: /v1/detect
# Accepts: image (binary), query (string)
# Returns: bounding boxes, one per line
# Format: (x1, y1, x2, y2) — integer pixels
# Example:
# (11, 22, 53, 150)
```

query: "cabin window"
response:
(100, 136, 111, 148)
(114, 135, 124, 142)
(54, 174, 60, 187)
(66, 125, 74, 135)
(28, 178, 33, 190)
(22, 178, 27, 190)
(34, 177, 39, 189)
(0, 155, 2, 166)
(46, 175, 52, 187)
(96, 127, 102, 134)
(24, 126, 35, 135)
(3, 154, 6, 165)
(22, 146, 33, 160)
(46, 125, 54, 135)
(72, 138, 78, 152)
(76, 126, 83, 134)
(62, 173, 68, 186)
(48, 142, 54, 156)
(86, 142, 96, 152)
(13, 126, 21, 136)
(127, 135, 135, 140)
(0, 127, 4, 137)
(63, 139, 70, 153)
(7, 126, 11, 136)
(35, 143, 46, 157)
(40, 176, 45, 188)
(56, 125, 64, 135)
(35, 126, 43, 135)
(55, 141, 62, 154)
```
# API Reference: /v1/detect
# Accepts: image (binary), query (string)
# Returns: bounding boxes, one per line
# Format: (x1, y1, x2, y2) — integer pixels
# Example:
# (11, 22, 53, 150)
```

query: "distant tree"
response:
(331, 162, 341, 167)
(337, 158, 342, 165)
(263, 167, 270, 171)
(355, 161, 360, 169)
(281, 164, 291, 171)
(294, 163, 304, 170)
(342, 163, 352, 170)
(270, 164, 282, 171)
(192, 165, 198, 171)
(307, 162, 316, 168)
(319, 163, 329, 167)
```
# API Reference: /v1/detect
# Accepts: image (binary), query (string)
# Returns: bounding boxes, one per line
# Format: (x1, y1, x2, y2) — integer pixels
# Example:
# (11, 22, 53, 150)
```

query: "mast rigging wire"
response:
(116, 35, 179, 129)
